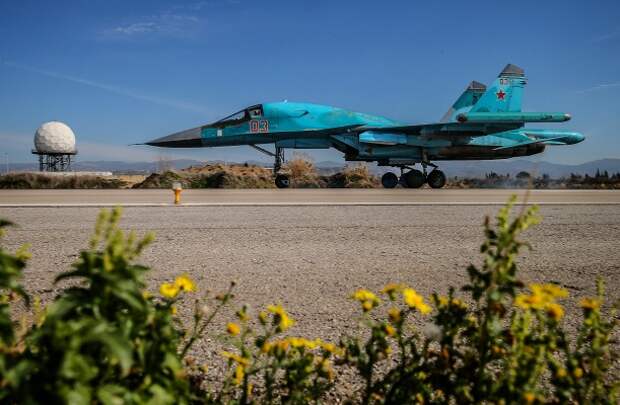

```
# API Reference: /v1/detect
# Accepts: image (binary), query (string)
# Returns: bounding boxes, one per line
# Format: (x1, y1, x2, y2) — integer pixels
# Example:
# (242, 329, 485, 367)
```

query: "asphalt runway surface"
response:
(1, 190, 619, 377)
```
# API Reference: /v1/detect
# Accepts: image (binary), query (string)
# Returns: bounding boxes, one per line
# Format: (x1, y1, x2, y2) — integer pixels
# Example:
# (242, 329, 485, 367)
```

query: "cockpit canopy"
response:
(210, 104, 263, 127)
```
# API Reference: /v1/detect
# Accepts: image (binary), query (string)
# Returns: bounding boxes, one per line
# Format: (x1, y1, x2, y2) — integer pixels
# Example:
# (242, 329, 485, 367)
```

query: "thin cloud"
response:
(589, 31, 620, 43)
(2, 61, 209, 113)
(575, 82, 620, 94)
(102, 12, 201, 39)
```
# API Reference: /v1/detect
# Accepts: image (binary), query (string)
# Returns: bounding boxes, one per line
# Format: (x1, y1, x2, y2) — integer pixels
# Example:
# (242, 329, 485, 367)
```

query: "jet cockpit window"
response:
(214, 109, 249, 127)
(248, 105, 263, 119)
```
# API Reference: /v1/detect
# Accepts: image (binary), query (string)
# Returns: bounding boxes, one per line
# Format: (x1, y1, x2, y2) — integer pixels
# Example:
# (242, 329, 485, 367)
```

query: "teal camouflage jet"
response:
(144, 64, 584, 188)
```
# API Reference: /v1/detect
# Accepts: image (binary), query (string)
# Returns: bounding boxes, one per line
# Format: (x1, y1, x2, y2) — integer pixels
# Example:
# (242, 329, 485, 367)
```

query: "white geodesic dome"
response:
(34, 121, 77, 154)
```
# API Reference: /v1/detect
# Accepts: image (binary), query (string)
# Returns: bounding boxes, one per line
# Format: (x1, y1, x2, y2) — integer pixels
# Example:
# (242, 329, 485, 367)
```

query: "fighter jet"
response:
(144, 64, 584, 188)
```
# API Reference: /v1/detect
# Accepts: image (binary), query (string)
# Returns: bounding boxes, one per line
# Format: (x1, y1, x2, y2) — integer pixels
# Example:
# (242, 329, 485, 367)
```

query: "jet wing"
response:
(354, 122, 503, 136)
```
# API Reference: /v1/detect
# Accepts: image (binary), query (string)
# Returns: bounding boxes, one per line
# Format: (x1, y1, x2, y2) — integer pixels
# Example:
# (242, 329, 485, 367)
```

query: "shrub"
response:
(1, 209, 204, 403)
(0, 199, 618, 403)
(0, 173, 125, 189)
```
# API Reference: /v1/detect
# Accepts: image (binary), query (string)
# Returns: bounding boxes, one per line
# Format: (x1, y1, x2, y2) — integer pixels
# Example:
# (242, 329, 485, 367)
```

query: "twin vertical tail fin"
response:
(470, 64, 526, 113)
(440, 80, 487, 122)
(441, 64, 527, 122)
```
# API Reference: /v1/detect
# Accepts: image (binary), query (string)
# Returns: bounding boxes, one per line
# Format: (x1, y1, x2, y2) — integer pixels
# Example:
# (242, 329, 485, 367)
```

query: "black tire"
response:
(381, 172, 399, 189)
(275, 174, 290, 189)
(403, 169, 425, 188)
(427, 170, 446, 189)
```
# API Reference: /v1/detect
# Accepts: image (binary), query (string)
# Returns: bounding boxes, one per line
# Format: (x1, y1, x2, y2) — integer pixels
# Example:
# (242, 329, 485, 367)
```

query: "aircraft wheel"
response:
(427, 170, 446, 189)
(399, 174, 409, 188)
(403, 169, 425, 188)
(381, 172, 399, 189)
(275, 174, 290, 189)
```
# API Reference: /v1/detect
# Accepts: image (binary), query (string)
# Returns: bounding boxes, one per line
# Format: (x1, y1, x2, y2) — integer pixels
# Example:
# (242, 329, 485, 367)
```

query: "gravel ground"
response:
(1, 204, 619, 381)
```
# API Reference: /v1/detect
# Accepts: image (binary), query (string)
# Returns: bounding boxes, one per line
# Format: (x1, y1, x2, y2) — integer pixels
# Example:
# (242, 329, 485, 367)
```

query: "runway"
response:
(0, 189, 619, 206)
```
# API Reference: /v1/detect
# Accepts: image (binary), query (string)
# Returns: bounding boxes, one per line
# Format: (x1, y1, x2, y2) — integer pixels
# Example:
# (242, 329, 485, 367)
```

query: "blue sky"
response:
(1, 0, 619, 164)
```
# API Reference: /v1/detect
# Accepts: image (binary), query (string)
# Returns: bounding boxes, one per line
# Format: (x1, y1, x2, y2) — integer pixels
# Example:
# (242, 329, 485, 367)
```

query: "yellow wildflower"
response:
(353, 289, 381, 312)
(579, 297, 601, 310)
(321, 342, 337, 353)
(381, 283, 404, 299)
(267, 304, 295, 332)
(261, 341, 273, 353)
(531, 283, 568, 299)
(276, 340, 290, 351)
(556, 368, 567, 378)
(221, 351, 250, 366)
(435, 296, 449, 308)
(170, 305, 177, 315)
(320, 358, 334, 380)
(451, 298, 467, 310)
(388, 307, 402, 323)
(403, 288, 432, 314)
(142, 290, 152, 300)
(159, 282, 179, 299)
(546, 302, 564, 321)
(573, 367, 583, 378)
(353, 289, 378, 302)
(258, 311, 268, 324)
(226, 322, 241, 336)
(234, 365, 245, 385)
(287, 337, 315, 349)
(523, 392, 535, 404)
(515, 293, 546, 310)
(384, 324, 396, 336)
(174, 274, 196, 292)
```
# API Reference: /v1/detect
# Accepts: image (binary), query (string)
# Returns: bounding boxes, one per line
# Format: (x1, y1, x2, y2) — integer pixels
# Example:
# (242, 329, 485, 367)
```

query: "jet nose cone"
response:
(145, 127, 203, 148)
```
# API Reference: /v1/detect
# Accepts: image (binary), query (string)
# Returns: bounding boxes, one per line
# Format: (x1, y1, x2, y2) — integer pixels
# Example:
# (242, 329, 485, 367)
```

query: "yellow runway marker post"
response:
(172, 182, 182, 205)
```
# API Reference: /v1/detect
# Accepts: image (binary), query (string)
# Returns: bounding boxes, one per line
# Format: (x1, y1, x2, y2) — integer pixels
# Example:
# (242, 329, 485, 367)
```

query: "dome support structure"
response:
(32, 150, 77, 172)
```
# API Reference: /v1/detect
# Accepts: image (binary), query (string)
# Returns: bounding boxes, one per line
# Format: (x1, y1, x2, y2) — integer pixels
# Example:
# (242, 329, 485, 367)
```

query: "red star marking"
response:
(496, 89, 506, 100)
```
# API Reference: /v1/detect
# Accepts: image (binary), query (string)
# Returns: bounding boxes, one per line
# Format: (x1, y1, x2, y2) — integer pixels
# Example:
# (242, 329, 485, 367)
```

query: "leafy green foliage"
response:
(1, 208, 193, 404)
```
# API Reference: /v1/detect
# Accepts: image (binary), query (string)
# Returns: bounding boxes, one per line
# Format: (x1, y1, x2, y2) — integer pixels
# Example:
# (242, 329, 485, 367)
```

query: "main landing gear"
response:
(381, 164, 446, 189)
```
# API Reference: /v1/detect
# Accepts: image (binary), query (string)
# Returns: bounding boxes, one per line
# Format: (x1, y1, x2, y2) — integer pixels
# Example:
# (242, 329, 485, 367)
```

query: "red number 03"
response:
(250, 120, 269, 133)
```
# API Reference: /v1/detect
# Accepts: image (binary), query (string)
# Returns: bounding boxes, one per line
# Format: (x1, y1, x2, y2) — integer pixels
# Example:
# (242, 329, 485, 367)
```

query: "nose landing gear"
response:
(275, 173, 290, 189)
(249, 145, 290, 188)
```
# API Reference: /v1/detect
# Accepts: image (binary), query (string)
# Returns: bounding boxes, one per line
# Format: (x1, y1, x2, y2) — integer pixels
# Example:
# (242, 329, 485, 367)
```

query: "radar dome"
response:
(34, 121, 76, 154)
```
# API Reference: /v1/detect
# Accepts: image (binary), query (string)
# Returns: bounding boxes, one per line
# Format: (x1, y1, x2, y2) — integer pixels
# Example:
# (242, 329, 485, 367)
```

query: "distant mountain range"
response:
(4, 158, 620, 178)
